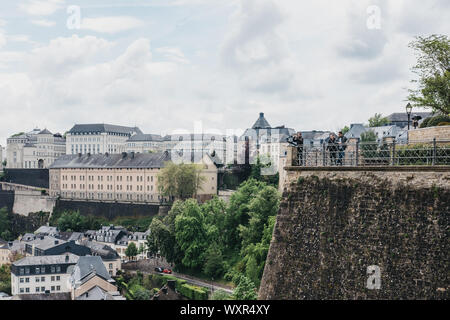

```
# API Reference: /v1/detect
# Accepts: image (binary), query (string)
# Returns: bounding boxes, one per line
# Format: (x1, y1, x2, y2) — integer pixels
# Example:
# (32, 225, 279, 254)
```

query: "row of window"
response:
(63, 175, 156, 182)
(18, 265, 61, 275)
(61, 184, 155, 192)
(19, 285, 61, 293)
(19, 275, 61, 283)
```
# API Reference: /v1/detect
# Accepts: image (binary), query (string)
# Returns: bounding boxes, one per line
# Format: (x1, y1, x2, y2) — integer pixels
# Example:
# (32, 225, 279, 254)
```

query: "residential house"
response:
(10, 253, 79, 295)
(69, 256, 123, 300)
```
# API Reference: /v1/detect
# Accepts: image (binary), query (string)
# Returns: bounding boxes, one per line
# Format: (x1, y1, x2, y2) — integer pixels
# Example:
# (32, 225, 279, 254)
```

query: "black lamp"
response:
(406, 103, 412, 130)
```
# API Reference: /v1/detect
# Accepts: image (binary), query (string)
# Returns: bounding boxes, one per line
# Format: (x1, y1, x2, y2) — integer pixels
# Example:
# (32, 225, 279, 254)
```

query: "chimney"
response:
(260, 112, 264, 118)
(65, 254, 69, 262)
(122, 152, 127, 159)
(54, 240, 59, 245)
(78, 153, 82, 158)
(87, 153, 91, 157)
(131, 152, 135, 159)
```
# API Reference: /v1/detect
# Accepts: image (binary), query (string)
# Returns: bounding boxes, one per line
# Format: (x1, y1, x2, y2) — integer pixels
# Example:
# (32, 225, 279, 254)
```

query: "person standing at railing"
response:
(287, 132, 304, 166)
(337, 131, 348, 166)
(327, 133, 338, 165)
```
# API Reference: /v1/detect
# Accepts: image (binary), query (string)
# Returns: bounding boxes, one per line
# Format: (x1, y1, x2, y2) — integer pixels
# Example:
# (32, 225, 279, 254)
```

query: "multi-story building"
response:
(69, 256, 123, 300)
(240, 112, 296, 172)
(66, 124, 142, 155)
(10, 253, 79, 295)
(49, 151, 218, 203)
(125, 133, 237, 166)
(6, 128, 66, 169)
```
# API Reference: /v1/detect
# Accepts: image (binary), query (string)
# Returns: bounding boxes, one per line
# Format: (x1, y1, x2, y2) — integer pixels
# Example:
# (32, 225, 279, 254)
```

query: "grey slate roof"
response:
(14, 253, 79, 266)
(345, 124, 367, 139)
(28, 236, 67, 250)
(38, 129, 53, 135)
(80, 240, 120, 260)
(127, 134, 163, 142)
(387, 112, 432, 122)
(71, 256, 112, 284)
(50, 151, 171, 169)
(252, 112, 271, 129)
(68, 124, 142, 135)
(50, 151, 216, 169)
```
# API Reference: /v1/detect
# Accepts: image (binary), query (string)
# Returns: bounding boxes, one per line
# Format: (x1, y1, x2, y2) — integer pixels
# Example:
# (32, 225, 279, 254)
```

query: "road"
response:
(126, 268, 234, 294)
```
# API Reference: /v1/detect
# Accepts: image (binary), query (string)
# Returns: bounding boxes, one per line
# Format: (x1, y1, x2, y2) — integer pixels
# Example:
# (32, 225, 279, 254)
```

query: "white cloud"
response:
(19, 0, 64, 16)
(28, 35, 115, 76)
(156, 47, 189, 64)
(81, 16, 145, 34)
(31, 19, 56, 27)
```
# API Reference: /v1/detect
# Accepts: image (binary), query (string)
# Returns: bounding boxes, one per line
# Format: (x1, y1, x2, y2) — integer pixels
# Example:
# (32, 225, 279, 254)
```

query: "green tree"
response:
(148, 217, 182, 265)
(407, 34, 450, 115)
(232, 275, 258, 300)
(158, 162, 207, 200)
(0, 207, 12, 241)
(368, 113, 389, 127)
(174, 199, 208, 269)
(56, 211, 87, 232)
(203, 243, 225, 278)
(125, 242, 138, 260)
(341, 126, 350, 135)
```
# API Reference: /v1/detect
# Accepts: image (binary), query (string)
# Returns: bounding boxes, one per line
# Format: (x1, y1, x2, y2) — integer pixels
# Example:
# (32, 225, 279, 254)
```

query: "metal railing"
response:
(290, 139, 450, 167)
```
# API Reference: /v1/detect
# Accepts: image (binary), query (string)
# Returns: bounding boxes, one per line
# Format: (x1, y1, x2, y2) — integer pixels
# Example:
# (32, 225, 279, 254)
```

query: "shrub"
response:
(178, 283, 209, 300)
(420, 115, 450, 128)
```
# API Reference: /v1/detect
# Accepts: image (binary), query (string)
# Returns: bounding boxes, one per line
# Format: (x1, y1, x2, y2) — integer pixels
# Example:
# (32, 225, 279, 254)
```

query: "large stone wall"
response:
(408, 125, 450, 142)
(13, 190, 56, 216)
(259, 167, 449, 300)
(53, 199, 164, 220)
(2, 169, 49, 188)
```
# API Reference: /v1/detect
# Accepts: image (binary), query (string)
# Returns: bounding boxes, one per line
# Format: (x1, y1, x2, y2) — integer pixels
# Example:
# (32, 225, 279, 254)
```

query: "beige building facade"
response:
(49, 151, 218, 203)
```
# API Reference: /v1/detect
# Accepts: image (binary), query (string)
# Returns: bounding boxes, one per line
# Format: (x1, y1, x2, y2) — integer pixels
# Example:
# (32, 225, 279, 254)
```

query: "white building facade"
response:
(66, 124, 142, 155)
(6, 129, 66, 169)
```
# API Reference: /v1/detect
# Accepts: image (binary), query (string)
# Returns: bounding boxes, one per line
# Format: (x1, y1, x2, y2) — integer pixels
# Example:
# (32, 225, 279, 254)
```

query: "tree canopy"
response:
(407, 34, 450, 115)
(158, 162, 207, 201)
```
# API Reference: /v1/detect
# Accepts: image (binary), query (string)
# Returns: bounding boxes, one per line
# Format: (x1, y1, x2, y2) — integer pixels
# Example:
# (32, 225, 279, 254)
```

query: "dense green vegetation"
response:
(146, 178, 280, 295)
(368, 113, 389, 127)
(49, 210, 154, 232)
(0, 264, 11, 295)
(419, 114, 450, 128)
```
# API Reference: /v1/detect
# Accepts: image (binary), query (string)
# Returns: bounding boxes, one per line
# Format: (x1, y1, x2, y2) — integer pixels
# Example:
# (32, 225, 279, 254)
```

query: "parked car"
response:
(163, 269, 172, 274)
(154, 267, 163, 273)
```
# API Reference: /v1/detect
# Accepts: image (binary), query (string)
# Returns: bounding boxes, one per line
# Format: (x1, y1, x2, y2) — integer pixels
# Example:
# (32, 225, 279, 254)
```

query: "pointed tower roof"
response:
(38, 129, 53, 135)
(252, 112, 271, 129)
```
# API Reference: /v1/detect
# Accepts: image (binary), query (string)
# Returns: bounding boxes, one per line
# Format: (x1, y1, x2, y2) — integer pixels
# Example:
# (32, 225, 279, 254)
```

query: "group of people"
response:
(288, 131, 348, 166)
(326, 131, 348, 166)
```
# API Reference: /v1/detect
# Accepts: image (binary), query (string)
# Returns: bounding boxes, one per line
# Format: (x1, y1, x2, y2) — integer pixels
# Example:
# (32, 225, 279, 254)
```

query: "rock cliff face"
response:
(259, 168, 449, 300)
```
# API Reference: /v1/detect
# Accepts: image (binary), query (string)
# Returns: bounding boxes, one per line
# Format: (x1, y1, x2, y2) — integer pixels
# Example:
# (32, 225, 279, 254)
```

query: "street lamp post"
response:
(406, 103, 413, 130)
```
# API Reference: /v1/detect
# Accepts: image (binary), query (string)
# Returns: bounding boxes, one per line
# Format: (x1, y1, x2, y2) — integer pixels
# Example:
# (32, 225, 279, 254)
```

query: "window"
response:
(51, 286, 55, 291)
(41, 287, 45, 292)
(25, 278, 29, 283)
(56, 266, 61, 273)
(56, 286, 61, 291)
(20, 278, 24, 283)
(109, 263, 113, 269)
(51, 266, 55, 273)
(36, 287, 40, 293)
(56, 276, 60, 281)
(35, 267, 40, 274)
(41, 276, 45, 282)
(51, 276, 55, 281)
(36, 277, 40, 282)
(25, 288, 30, 293)
(20, 288, 24, 293)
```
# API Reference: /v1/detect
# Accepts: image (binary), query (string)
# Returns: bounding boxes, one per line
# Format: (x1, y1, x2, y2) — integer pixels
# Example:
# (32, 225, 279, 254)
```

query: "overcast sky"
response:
(0, 0, 449, 145)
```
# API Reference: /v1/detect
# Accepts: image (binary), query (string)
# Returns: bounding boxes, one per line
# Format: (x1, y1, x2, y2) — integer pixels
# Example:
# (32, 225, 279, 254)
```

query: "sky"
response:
(0, 0, 449, 145)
